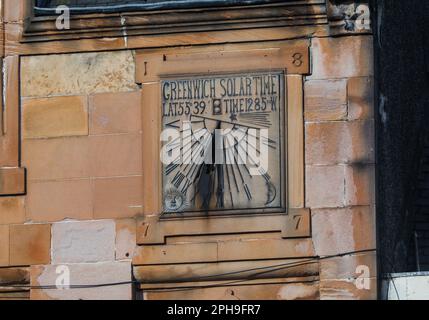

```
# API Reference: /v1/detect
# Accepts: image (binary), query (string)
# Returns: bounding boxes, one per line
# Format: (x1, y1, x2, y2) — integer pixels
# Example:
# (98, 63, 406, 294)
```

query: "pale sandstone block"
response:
(345, 164, 375, 206)
(0, 197, 25, 225)
(306, 165, 345, 208)
(9, 224, 51, 266)
(0, 226, 9, 267)
(308, 36, 373, 80)
(93, 176, 143, 219)
(52, 220, 115, 264)
(26, 179, 93, 223)
(22, 137, 90, 181)
(21, 51, 138, 98)
(89, 91, 141, 135)
(23, 96, 88, 139)
(311, 206, 376, 257)
(305, 120, 375, 165)
(348, 77, 374, 120)
(304, 79, 347, 121)
(31, 261, 132, 300)
(115, 219, 137, 260)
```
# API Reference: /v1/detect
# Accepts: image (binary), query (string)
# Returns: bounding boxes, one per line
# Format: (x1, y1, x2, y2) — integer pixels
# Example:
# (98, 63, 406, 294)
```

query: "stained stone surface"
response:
(21, 51, 138, 98)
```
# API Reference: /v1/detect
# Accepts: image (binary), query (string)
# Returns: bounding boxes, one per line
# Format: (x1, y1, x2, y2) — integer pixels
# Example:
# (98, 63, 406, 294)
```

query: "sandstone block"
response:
(348, 77, 374, 120)
(89, 133, 142, 177)
(305, 165, 345, 208)
(0, 167, 26, 196)
(311, 206, 376, 257)
(23, 137, 90, 181)
(89, 91, 141, 135)
(309, 36, 373, 79)
(305, 120, 375, 165)
(345, 164, 375, 206)
(21, 51, 138, 98)
(145, 281, 318, 300)
(23, 96, 88, 139)
(9, 224, 51, 266)
(27, 179, 93, 222)
(320, 278, 377, 300)
(0, 197, 25, 225)
(304, 79, 347, 121)
(320, 251, 377, 281)
(0, 226, 9, 267)
(93, 176, 143, 219)
(52, 220, 115, 264)
(31, 261, 132, 300)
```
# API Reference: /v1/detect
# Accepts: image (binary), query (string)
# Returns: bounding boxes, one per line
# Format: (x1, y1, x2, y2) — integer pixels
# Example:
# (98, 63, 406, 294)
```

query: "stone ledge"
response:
(137, 209, 311, 245)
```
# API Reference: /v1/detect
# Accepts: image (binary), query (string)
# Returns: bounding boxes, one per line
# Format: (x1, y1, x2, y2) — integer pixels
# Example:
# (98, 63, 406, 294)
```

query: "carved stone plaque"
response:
(161, 71, 286, 215)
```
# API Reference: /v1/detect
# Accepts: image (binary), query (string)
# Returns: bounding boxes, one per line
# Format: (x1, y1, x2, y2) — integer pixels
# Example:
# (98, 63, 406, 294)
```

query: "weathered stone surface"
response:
(23, 96, 88, 139)
(320, 251, 377, 281)
(89, 133, 142, 177)
(31, 261, 132, 300)
(0, 226, 9, 267)
(348, 77, 374, 120)
(89, 91, 141, 135)
(320, 278, 377, 300)
(306, 165, 345, 208)
(0, 267, 30, 285)
(309, 36, 373, 79)
(9, 224, 51, 266)
(305, 120, 375, 165)
(52, 220, 115, 264)
(27, 179, 93, 222)
(23, 137, 90, 181)
(144, 280, 318, 300)
(115, 219, 137, 260)
(277, 282, 320, 300)
(134, 259, 319, 283)
(311, 206, 376, 257)
(304, 79, 347, 121)
(21, 51, 138, 98)
(134, 239, 315, 265)
(345, 164, 375, 206)
(93, 176, 143, 219)
(0, 197, 25, 225)
(218, 239, 315, 261)
(0, 266, 30, 300)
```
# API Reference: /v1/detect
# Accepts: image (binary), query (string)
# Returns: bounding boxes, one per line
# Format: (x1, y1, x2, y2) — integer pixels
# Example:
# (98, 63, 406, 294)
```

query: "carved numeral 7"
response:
(293, 215, 302, 230)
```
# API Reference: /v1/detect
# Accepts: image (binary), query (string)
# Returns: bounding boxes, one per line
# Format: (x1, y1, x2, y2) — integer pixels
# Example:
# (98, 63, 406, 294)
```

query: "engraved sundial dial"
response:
(161, 71, 286, 215)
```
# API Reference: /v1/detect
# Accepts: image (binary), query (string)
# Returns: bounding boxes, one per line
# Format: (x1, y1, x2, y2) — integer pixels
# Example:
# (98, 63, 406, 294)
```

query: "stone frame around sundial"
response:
(136, 39, 310, 245)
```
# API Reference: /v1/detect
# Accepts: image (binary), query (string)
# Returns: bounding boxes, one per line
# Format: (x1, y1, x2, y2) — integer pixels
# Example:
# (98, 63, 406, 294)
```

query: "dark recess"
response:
(374, 0, 429, 294)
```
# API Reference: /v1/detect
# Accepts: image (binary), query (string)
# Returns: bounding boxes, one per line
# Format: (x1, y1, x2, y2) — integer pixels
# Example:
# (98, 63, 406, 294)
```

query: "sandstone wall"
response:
(0, 0, 376, 301)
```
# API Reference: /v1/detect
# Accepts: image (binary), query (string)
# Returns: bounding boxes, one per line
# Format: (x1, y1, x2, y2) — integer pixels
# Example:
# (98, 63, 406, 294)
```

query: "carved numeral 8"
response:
(292, 53, 303, 67)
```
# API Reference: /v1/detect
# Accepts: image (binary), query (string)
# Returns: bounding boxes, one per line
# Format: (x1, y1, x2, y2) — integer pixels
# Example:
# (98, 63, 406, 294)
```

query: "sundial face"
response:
(161, 71, 285, 215)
